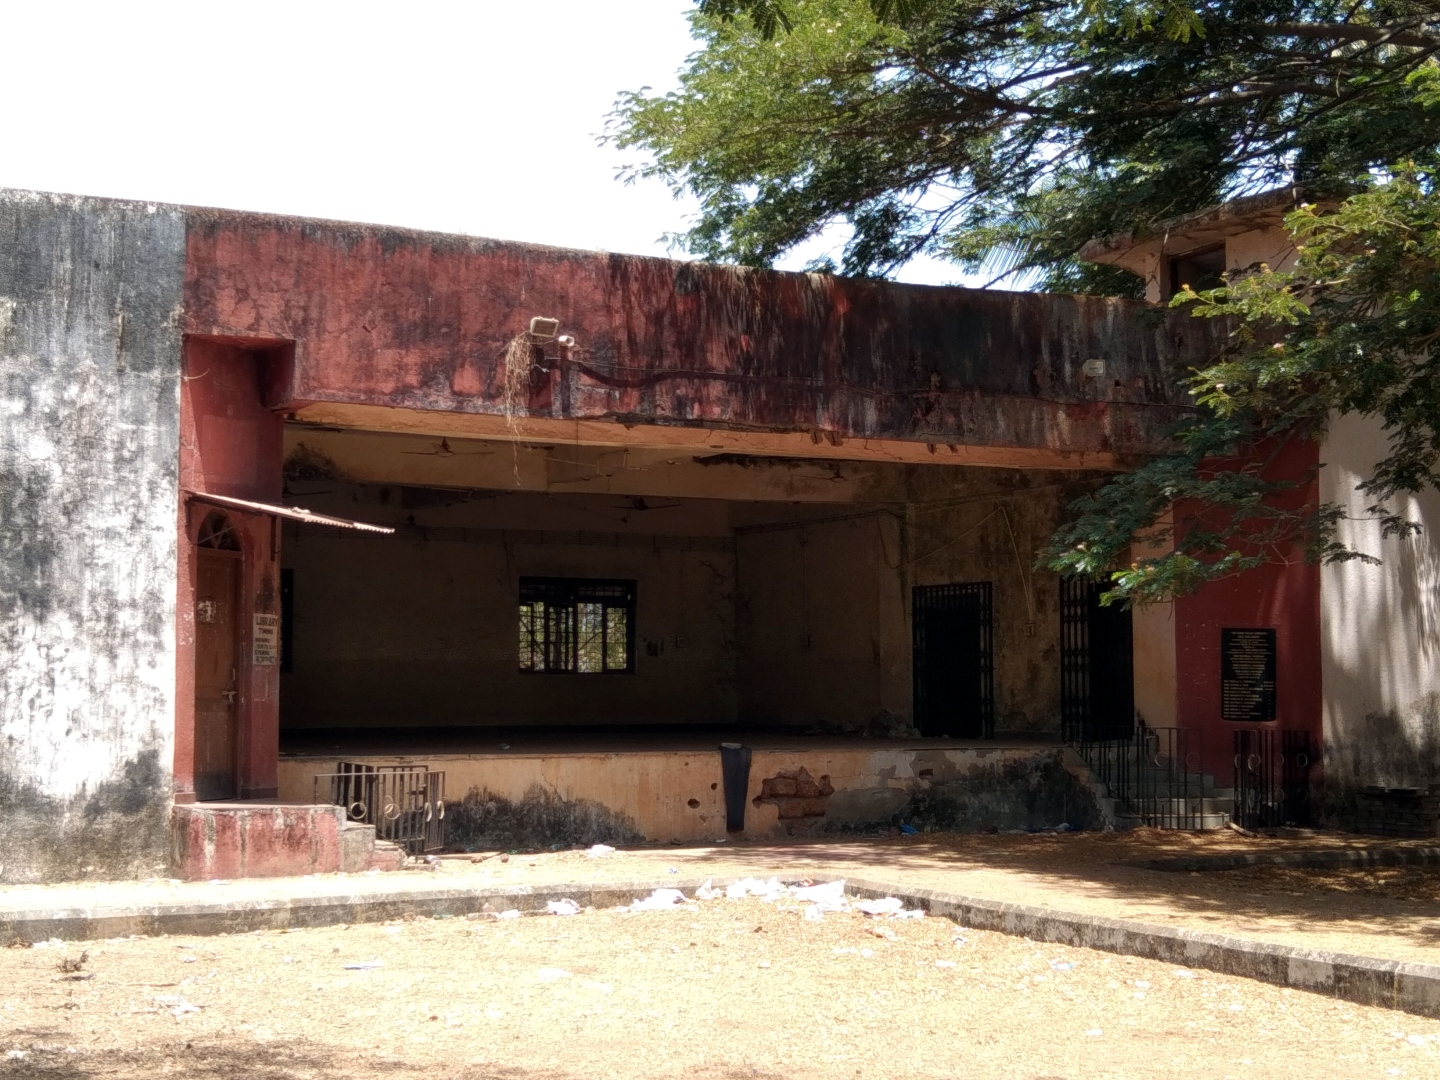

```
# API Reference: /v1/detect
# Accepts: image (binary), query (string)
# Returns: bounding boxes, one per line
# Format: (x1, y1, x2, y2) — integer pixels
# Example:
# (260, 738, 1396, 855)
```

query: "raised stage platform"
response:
(276, 730, 1112, 850)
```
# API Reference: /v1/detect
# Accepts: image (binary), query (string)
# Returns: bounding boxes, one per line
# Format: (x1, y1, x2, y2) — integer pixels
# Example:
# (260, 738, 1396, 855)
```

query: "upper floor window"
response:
(518, 578, 636, 674)
(1167, 244, 1226, 298)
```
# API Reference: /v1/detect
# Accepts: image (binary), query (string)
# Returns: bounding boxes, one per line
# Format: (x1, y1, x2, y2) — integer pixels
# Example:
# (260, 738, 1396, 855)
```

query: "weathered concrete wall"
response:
(276, 743, 1099, 847)
(0, 190, 185, 882)
(736, 510, 909, 732)
(279, 487, 740, 729)
(905, 469, 1078, 736)
(183, 208, 1219, 463)
(1321, 413, 1440, 820)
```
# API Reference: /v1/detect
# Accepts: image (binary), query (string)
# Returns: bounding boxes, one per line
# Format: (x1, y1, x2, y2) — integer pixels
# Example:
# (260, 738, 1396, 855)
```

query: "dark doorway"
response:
(912, 582, 994, 738)
(1059, 577, 1134, 742)
(195, 516, 241, 801)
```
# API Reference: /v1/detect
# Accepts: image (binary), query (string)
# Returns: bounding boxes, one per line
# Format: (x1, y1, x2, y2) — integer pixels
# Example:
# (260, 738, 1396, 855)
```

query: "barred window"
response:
(518, 578, 636, 674)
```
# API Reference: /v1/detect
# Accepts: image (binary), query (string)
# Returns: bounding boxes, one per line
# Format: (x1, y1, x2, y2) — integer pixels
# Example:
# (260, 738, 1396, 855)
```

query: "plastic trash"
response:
(585, 844, 615, 858)
(545, 899, 581, 916)
(695, 879, 723, 901)
(1053, 822, 1074, 832)
(630, 888, 689, 912)
(535, 968, 570, 982)
(892, 908, 925, 920)
(154, 995, 201, 1017)
(725, 877, 786, 901)
(667, 867, 678, 874)
(343, 961, 385, 970)
(1085, 1029, 1103, 1037)
(496, 909, 521, 920)
(855, 897, 905, 916)
(790, 880, 847, 909)
(802, 905, 823, 921)
(1050, 960, 1075, 971)
(899, 824, 919, 835)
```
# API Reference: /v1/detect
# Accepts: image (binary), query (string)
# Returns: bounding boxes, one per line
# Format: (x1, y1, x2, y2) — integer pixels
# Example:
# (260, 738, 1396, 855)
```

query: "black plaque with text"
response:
(1221, 627, 1277, 721)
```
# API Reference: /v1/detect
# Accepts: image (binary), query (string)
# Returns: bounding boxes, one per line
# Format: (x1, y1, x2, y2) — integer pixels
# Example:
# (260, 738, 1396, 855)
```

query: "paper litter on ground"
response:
(630, 888, 690, 911)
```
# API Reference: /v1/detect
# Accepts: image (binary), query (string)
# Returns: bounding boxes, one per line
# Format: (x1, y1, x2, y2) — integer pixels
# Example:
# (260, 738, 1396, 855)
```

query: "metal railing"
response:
(314, 762, 446, 854)
(1232, 729, 1312, 829)
(1072, 723, 1208, 829)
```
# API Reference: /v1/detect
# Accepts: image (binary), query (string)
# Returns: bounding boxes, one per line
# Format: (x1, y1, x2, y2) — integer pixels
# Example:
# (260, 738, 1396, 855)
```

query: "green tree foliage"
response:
(617, 2, 1440, 602)
(614, 2, 1439, 291)
(1044, 172, 1440, 603)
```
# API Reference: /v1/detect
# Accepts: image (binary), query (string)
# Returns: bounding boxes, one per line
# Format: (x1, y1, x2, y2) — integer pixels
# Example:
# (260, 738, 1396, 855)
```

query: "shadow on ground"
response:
(636, 830, 1440, 948)
(0, 1034, 793, 1080)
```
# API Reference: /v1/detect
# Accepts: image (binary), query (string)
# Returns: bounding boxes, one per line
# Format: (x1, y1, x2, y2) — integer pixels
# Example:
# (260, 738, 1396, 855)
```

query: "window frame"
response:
(517, 577, 637, 675)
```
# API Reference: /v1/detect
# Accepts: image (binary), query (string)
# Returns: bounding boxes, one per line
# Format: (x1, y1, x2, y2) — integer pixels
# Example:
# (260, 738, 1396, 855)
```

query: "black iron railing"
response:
(1232, 729, 1312, 829)
(1071, 723, 1208, 829)
(315, 762, 446, 854)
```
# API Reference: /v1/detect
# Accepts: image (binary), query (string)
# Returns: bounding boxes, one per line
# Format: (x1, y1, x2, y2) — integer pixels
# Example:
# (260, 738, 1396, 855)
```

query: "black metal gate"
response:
(1060, 577, 1135, 743)
(1233, 729, 1312, 828)
(912, 582, 994, 738)
(314, 762, 447, 854)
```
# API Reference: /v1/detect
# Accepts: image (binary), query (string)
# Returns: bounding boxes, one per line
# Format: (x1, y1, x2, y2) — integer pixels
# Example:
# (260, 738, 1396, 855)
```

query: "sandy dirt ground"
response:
(410, 830, 1440, 966)
(3, 895, 1439, 1080)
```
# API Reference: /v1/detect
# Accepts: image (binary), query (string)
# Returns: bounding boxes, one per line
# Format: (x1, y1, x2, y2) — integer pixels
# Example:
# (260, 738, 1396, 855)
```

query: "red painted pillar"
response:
(176, 338, 286, 802)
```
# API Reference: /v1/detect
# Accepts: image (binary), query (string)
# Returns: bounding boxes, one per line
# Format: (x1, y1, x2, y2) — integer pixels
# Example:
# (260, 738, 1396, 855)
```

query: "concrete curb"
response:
(1132, 846, 1440, 872)
(7, 874, 1440, 1018)
(0, 878, 719, 943)
(844, 878, 1440, 1018)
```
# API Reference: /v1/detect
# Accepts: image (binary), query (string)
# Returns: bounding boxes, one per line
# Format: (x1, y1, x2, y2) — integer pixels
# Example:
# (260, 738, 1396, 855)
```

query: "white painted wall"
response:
(1321, 412, 1440, 802)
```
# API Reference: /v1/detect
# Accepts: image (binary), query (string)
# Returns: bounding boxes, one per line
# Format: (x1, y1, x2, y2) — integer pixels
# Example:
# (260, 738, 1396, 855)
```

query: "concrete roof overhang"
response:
(173, 202, 1219, 469)
(1077, 187, 1338, 275)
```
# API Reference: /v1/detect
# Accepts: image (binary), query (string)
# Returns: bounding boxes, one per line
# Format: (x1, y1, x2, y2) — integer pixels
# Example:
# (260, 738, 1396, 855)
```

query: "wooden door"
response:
(195, 549, 240, 800)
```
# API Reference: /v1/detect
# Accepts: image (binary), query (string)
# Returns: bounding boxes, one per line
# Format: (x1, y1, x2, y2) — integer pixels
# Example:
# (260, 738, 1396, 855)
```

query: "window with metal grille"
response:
(912, 582, 994, 738)
(518, 578, 636, 674)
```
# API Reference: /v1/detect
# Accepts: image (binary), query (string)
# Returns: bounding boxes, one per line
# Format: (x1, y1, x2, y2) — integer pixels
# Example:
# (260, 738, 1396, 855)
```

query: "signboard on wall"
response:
(1221, 627, 1277, 721)
(253, 613, 280, 666)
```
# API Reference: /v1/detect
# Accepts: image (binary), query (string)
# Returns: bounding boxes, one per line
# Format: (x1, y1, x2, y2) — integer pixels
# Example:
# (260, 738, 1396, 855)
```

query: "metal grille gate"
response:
(1059, 577, 1134, 744)
(1233, 729, 1312, 829)
(1060, 578, 1208, 827)
(314, 762, 446, 854)
(912, 582, 993, 738)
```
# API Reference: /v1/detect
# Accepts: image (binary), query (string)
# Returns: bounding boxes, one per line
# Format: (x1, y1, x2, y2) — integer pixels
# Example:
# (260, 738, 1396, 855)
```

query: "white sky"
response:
(0, 0, 965, 285)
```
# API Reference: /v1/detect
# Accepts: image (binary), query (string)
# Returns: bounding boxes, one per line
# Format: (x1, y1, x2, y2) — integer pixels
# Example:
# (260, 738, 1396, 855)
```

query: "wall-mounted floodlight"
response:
(529, 316, 560, 341)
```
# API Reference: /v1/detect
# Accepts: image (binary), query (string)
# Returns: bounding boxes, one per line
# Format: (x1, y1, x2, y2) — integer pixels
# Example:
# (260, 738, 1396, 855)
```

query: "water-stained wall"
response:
(182, 207, 1217, 466)
(0, 191, 185, 882)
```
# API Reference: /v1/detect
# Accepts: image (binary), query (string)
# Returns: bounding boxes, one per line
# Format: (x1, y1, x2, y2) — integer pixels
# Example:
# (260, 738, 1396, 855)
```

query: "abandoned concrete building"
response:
(1, 186, 1429, 883)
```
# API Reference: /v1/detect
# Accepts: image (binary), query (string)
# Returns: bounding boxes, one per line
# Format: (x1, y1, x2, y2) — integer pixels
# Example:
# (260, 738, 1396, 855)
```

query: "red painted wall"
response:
(175, 338, 286, 800)
(180, 209, 1225, 458)
(1174, 438, 1323, 779)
